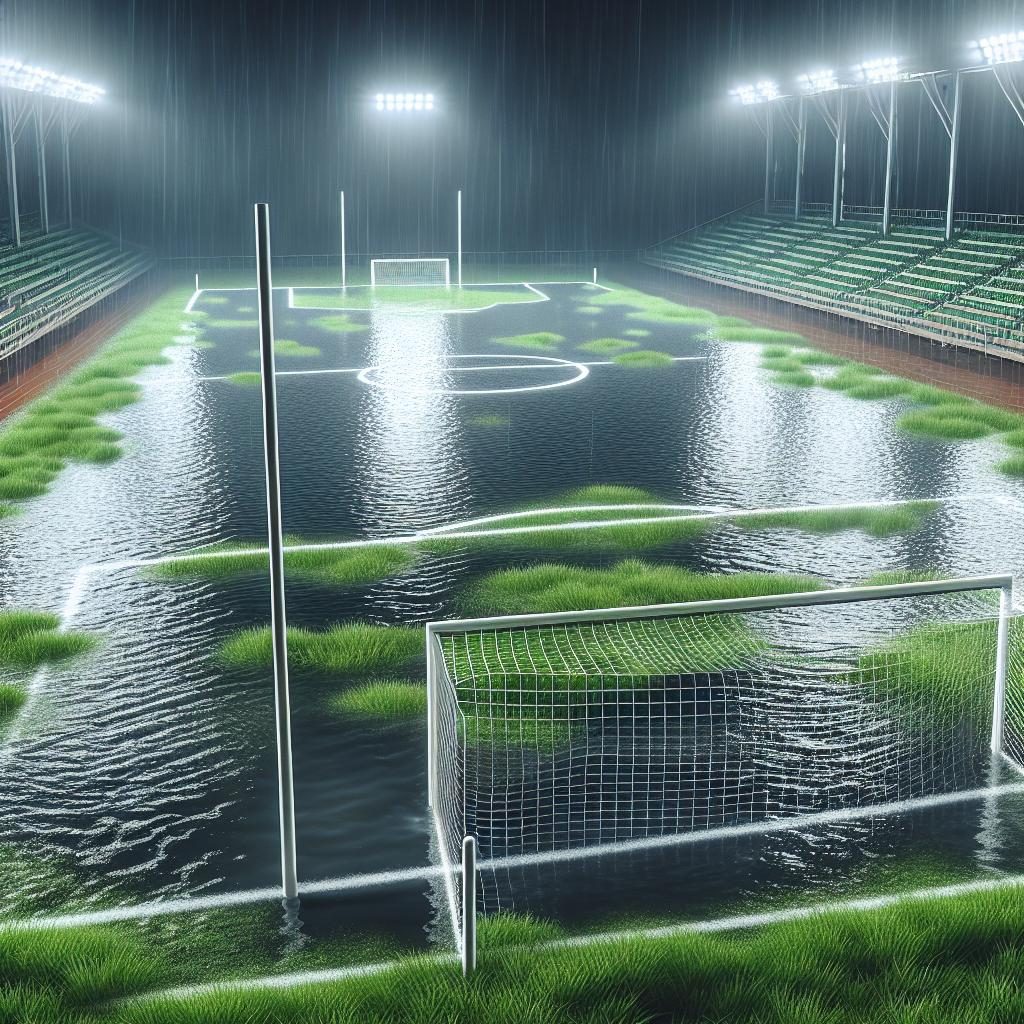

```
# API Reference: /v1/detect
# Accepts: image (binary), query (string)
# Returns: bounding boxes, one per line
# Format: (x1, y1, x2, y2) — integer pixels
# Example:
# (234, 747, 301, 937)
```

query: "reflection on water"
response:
(0, 283, 1023, 939)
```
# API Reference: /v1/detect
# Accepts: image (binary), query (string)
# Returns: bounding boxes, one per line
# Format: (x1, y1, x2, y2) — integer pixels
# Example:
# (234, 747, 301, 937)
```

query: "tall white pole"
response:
(794, 95, 807, 220)
(992, 584, 1012, 754)
(254, 202, 299, 902)
(339, 190, 346, 288)
(945, 72, 962, 242)
(832, 91, 847, 228)
(882, 80, 898, 236)
(457, 190, 463, 288)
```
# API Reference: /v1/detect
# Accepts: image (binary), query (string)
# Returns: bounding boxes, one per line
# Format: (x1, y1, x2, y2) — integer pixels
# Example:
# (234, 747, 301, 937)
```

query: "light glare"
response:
(854, 57, 901, 83)
(0, 58, 104, 104)
(977, 32, 1024, 64)
(374, 89, 438, 112)
(797, 69, 838, 93)
(730, 80, 779, 105)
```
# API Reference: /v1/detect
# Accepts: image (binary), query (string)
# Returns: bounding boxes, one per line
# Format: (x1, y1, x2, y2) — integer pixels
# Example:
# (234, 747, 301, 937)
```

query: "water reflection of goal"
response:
(426, 575, 1019, 972)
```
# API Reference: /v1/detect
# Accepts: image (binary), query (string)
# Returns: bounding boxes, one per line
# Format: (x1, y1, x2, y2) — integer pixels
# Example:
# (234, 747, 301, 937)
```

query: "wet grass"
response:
(997, 453, 1024, 477)
(329, 680, 427, 719)
(577, 338, 638, 355)
(772, 368, 816, 388)
(246, 339, 321, 358)
(792, 349, 847, 367)
(309, 314, 368, 333)
(466, 559, 824, 616)
(492, 332, 564, 351)
(0, 683, 25, 729)
(150, 541, 415, 586)
(113, 870, 1024, 1024)
(734, 501, 938, 538)
(898, 404, 1023, 441)
(712, 325, 805, 344)
(612, 350, 674, 368)
(844, 377, 915, 400)
(295, 287, 535, 311)
(467, 413, 509, 428)
(587, 285, 719, 325)
(0, 610, 96, 668)
(1001, 428, 1024, 449)
(218, 622, 422, 676)
(556, 484, 661, 505)
(859, 569, 949, 586)
(226, 372, 262, 388)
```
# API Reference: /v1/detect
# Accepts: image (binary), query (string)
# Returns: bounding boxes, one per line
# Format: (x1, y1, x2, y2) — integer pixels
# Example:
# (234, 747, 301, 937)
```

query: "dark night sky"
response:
(5, 0, 1024, 258)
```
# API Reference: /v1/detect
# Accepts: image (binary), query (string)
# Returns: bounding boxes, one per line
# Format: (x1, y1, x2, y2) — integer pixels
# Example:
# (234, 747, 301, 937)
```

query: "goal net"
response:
(370, 258, 450, 288)
(427, 576, 1019, 956)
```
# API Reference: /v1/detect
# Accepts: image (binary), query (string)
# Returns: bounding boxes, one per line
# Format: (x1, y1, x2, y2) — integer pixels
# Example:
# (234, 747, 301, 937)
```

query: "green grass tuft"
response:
(329, 680, 426, 719)
(1002, 429, 1024, 450)
(899, 404, 1023, 441)
(772, 369, 816, 388)
(492, 332, 565, 351)
(556, 484, 661, 505)
(734, 502, 937, 539)
(0, 610, 97, 668)
(247, 339, 321, 359)
(997, 453, 1024, 477)
(218, 622, 422, 676)
(792, 349, 847, 367)
(713, 325, 806, 344)
(226, 372, 262, 388)
(151, 541, 416, 586)
(0, 683, 25, 729)
(613, 350, 674, 368)
(578, 338, 639, 355)
(859, 569, 949, 587)
(310, 314, 368, 333)
(843, 377, 915, 401)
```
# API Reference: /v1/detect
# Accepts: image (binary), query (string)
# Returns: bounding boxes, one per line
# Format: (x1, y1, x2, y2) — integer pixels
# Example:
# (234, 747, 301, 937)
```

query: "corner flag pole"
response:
(254, 202, 299, 902)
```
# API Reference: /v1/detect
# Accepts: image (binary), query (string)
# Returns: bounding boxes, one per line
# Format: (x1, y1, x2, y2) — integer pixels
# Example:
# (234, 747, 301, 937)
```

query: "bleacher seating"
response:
(0, 228, 153, 359)
(645, 214, 1024, 357)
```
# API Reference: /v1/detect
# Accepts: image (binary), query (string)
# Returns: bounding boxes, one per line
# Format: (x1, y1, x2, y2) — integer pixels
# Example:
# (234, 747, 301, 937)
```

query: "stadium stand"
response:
(645, 212, 1024, 359)
(0, 227, 153, 360)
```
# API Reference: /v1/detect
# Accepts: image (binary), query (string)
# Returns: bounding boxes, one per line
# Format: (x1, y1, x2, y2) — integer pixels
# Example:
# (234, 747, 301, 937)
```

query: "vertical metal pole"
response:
(254, 202, 299, 902)
(763, 106, 773, 213)
(991, 585, 1012, 754)
(3, 100, 21, 248)
(832, 91, 847, 228)
(461, 834, 477, 976)
(62, 108, 72, 229)
(426, 626, 437, 808)
(795, 95, 807, 220)
(35, 109, 48, 235)
(339, 190, 346, 288)
(945, 71, 962, 242)
(882, 80, 898, 236)
(457, 190, 463, 288)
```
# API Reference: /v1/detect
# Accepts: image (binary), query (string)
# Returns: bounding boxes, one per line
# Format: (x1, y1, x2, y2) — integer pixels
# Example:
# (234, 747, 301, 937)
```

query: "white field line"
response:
(183, 289, 202, 314)
(99, 494, 1007, 575)
(127, 871, 1024, 1004)
(286, 281, 552, 315)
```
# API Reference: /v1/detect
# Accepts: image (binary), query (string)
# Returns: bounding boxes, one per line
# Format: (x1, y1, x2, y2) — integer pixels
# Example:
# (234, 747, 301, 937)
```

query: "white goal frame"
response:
(426, 574, 1014, 972)
(370, 257, 451, 288)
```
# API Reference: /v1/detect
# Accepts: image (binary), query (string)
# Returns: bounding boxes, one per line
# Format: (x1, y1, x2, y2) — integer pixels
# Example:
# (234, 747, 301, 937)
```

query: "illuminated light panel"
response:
(0, 58, 104, 104)
(854, 57, 901, 84)
(730, 80, 779, 105)
(374, 91, 436, 112)
(797, 69, 839, 93)
(978, 32, 1024, 65)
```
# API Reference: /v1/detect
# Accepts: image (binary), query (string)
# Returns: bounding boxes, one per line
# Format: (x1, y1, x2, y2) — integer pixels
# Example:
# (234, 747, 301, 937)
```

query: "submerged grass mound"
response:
(613, 350, 674, 368)
(623, 327, 651, 337)
(792, 348, 847, 367)
(309, 313, 368, 333)
(226, 372, 262, 388)
(556, 484, 661, 505)
(712, 325, 805, 344)
(860, 569, 949, 587)
(219, 622, 421, 676)
(0, 289, 194, 504)
(734, 501, 937, 539)
(588, 285, 718, 325)
(151, 541, 416, 586)
(997, 453, 1024, 477)
(329, 679, 426, 720)
(0, 683, 25, 729)
(468, 413, 510, 428)
(772, 368, 816, 388)
(246, 339, 321, 359)
(0, 609, 96, 668)
(899, 403, 1023, 441)
(492, 332, 564, 351)
(577, 338, 638, 355)
(467, 559, 824, 617)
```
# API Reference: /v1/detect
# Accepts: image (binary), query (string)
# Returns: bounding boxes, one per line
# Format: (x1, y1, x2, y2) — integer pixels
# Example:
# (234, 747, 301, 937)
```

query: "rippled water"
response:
(2, 278, 1024, 944)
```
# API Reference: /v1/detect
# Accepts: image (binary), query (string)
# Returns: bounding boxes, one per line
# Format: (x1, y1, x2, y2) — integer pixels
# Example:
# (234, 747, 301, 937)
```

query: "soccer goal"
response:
(370, 257, 451, 288)
(426, 575, 1018, 969)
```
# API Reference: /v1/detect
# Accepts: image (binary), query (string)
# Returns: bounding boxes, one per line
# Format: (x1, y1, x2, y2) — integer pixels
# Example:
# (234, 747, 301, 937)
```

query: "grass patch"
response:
(898, 403, 1023, 441)
(218, 622, 422, 676)
(468, 413, 510, 428)
(309, 314, 368, 333)
(0, 610, 96, 668)
(1001, 429, 1024, 449)
(329, 680, 426, 720)
(844, 377, 915, 400)
(587, 285, 718, 325)
(246, 339, 321, 359)
(819, 363, 882, 392)
(467, 559, 824, 617)
(613, 350, 674, 368)
(859, 569, 949, 586)
(997, 453, 1024, 477)
(151, 541, 416, 586)
(226, 372, 262, 388)
(0, 683, 25, 729)
(772, 369, 816, 388)
(623, 328, 651, 338)
(556, 484, 661, 505)
(712, 325, 805, 344)
(792, 349, 847, 367)
(295, 287, 535, 311)
(760, 345, 793, 359)
(492, 332, 564, 351)
(577, 338, 639, 355)
(733, 501, 937, 538)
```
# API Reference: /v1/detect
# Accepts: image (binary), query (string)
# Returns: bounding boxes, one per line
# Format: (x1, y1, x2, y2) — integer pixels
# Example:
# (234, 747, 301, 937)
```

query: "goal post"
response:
(370, 258, 450, 289)
(427, 574, 1017, 963)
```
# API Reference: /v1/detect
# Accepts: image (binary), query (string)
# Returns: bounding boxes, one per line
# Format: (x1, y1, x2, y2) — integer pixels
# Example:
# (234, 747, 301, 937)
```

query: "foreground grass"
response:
(0, 289, 196, 503)
(112, 885, 1024, 1024)
(218, 623, 421, 676)
(0, 610, 96, 670)
(150, 541, 415, 586)
(329, 679, 426, 720)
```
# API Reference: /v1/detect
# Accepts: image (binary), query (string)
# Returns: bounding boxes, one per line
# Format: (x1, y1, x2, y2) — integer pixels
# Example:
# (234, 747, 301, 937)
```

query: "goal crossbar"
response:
(370, 257, 450, 288)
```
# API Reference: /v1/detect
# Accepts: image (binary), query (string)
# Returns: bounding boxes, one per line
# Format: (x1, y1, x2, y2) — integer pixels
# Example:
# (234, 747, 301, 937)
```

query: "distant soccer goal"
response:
(427, 575, 1018, 966)
(370, 257, 451, 288)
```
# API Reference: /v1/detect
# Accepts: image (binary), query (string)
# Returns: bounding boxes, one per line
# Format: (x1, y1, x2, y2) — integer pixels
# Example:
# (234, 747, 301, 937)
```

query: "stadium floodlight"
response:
(854, 57, 902, 84)
(730, 80, 780, 105)
(797, 69, 839, 94)
(977, 32, 1024, 65)
(374, 91, 436, 112)
(0, 58, 104, 103)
